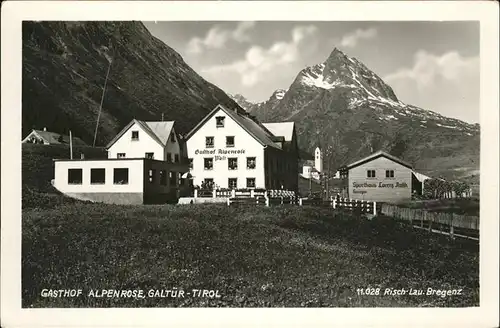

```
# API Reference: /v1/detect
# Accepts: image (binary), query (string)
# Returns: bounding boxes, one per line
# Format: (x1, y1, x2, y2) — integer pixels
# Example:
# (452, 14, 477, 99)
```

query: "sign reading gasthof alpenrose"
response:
(194, 149, 246, 155)
(194, 149, 247, 161)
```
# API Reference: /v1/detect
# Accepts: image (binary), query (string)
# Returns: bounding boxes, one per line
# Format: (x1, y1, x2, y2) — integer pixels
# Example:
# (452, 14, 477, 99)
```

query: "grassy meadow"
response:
(22, 144, 479, 307)
(23, 203, 479, 307)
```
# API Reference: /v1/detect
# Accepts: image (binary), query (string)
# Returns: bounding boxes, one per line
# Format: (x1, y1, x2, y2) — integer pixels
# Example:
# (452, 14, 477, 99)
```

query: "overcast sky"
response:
(144, 21, 479, 123)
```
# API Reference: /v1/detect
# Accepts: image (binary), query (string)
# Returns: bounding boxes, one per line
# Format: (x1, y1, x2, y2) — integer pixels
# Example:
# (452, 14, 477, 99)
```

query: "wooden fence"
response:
(380, 204, 479, 240)
(196, 189, 214, 198)
(298, 198, 331, 207)
(227, 194, 376, 209)
(228, 196, 268, 206)
(332, 197, 377, 215)
(267, 190, 296, 198)
(225, 189, 297, 206)
(195, 188, 295, 199)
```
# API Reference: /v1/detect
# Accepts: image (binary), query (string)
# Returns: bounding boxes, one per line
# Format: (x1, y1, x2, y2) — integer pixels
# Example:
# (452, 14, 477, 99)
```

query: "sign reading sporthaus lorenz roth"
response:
(353, 181, 409, 188)
(352, 181, 409, 195)
(194, 148, 246, 161)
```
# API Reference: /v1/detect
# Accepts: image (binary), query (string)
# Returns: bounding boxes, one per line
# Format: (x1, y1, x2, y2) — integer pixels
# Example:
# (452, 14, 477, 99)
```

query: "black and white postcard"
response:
(1, 1, 499, 327)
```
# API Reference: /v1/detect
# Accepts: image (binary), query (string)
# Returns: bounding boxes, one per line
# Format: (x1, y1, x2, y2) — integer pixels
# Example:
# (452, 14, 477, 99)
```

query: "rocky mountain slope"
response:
(235, 48, 480, 180)
(22, 21, 241, 146)
(230, 89, 286, 115)
(228, 94, 256, 112)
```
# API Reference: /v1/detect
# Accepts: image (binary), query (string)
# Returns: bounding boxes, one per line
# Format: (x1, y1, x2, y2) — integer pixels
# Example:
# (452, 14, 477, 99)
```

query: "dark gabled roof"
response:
(343, 150, 413, 170)
(26, 130, 88, 146)
(106, 119, 175, 149)
(185, 104, 281, 149)
(262, 122, 295, 142)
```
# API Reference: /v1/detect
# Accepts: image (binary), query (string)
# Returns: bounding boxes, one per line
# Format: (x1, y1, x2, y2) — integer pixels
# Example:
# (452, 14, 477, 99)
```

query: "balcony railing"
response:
(193, 188, 295, 199)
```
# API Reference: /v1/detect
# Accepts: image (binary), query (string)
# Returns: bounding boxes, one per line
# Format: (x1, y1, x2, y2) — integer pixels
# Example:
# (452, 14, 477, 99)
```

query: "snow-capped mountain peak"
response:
(274, 89, 287, 100)
(298, 49, 401, 108)
(236, 46, 479, 140)
(300, 63, 342, 90)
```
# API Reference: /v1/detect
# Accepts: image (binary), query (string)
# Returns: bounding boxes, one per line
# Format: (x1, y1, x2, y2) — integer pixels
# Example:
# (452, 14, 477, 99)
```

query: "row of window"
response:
(117, 152, 180, 163)
(68, 168, 129, 185)
(66, 168, 181, 186)
(203, 177, 256, 189)
(202, 157, 256, 170)
(190, 156, 292, 174)
(367, 169, 395, 178)
(131, 130, 177, 143)
(205, 136, 234, 148)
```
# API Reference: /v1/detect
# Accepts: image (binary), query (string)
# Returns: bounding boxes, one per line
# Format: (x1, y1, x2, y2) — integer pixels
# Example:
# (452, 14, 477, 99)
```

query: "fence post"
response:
(227, 198, 231, 206)
(333, 197, 336, 209)
(212, 189, 216, 198)
(428, 213, 433, 232)
(421, 210, 425, 228)
(299, 198, 303, 206)
(250, 189, 255, 198)
(449, 213, 455, 240)
(194, 189, 198, 198)
(373, 201, 376, 215)
(280, 196, 284, 205)
(265, 197, 269, 207)
(231, 189, 236, 198)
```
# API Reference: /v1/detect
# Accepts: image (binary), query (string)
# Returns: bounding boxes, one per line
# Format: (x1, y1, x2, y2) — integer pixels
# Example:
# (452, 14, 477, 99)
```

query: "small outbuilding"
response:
(22, 128, 88, 146)
(339, 150, 414, 203)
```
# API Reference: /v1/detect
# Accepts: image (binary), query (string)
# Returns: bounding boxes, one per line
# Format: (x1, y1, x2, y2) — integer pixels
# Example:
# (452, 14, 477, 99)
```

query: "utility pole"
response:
(326, 161, 331, 200)
(326, 145, 334, 201)
(93, 56, 112, 147)
(309, 173, 312, 197)
(69, 130, 73, 159)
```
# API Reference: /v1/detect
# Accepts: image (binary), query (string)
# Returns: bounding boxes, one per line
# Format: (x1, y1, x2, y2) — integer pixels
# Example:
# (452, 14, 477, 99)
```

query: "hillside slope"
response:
(237, 48, 480, 180)
(22, 21, 241, 146)
(22, 143, 108, 209)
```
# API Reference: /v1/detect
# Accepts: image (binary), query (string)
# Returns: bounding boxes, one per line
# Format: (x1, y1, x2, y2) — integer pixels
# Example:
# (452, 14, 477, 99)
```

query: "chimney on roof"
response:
(43, 127, 47, 131)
